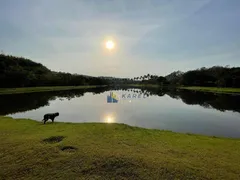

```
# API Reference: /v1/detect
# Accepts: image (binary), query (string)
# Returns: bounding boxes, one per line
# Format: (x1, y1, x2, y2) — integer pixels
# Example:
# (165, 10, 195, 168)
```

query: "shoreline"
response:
(2, 116, 239, 139)
(116, 84, 240, 94)
(0, 85, 240, 96)
(179, 86, 240, 94)
(0, 85, 107, 95)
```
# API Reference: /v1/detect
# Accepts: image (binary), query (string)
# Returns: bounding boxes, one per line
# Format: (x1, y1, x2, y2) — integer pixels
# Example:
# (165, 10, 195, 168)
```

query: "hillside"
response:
(163, 67, 240, 88)
(0, 54, 107, 88)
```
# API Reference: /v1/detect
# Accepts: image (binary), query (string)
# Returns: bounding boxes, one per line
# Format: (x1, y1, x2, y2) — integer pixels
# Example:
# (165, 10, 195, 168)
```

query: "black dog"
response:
(42, 112, 59, 124)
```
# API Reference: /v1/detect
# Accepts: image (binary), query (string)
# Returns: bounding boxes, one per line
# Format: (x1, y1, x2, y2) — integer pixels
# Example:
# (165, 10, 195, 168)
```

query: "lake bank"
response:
(1, 117, 240, 179)
(180, 86, 240, 94)
(2, 85, 240, 95)
(0, 85, 106, 95)
(122, 84, 240, 94)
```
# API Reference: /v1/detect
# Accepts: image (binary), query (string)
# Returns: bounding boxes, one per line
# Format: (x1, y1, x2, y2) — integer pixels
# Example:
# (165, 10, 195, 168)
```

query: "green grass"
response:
(0, 86, 105, 95)
(180, 86, 240, 94)
(1, 117, 240, 179)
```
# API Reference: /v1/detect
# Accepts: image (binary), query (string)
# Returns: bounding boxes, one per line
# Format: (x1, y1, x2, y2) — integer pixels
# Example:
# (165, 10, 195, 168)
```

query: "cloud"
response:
(0, 0, 239, 77)
(132, 0, 240, 62)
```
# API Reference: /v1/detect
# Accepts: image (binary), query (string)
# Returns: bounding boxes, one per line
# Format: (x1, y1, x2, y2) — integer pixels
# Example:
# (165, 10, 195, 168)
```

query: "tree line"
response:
(0, 54, 108, 88)
(1, 54, 239, 88)
(179, 66, 240, 87)
(131, 66, 240, 88)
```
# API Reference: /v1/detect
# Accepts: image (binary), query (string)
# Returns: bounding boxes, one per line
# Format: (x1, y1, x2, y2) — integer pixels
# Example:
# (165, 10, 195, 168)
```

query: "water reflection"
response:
(1, 86, 240, 137)
(104, 115, 115, 123)
(166, 90, 240, 113)
(0, 86, 240, 115)
(0, 87, 108, 115)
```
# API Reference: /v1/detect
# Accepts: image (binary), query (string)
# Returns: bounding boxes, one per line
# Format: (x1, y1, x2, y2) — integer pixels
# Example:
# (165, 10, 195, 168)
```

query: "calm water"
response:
(1, 87, 240, 138)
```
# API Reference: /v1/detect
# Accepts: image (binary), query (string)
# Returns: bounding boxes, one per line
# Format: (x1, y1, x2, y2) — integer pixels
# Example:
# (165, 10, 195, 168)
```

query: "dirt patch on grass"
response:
(60, 146, 77, 152)
(42, 136, 65, 144)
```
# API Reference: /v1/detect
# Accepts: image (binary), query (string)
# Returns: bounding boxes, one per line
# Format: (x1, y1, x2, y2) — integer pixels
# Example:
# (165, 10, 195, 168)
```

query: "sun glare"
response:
(107, 117, 113, 123)
(104, 115, 115, 123)
(106, 40, 115, 50)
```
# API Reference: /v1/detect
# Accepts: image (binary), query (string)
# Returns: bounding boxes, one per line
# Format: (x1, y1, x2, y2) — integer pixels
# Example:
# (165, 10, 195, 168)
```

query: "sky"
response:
(0, 0, 239, 77)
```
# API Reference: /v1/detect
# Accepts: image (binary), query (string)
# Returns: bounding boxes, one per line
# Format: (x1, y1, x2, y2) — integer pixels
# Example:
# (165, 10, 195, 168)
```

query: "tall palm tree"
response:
(147, 74, 150, 80)
(144, 75, 147, 80)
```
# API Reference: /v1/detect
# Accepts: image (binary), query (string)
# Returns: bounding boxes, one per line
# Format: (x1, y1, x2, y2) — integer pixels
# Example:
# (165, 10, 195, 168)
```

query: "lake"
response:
(1, 86, 240, 138)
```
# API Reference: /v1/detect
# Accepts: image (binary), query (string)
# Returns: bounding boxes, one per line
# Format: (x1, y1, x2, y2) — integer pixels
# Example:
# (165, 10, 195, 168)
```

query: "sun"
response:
(106, 40, 115, 50)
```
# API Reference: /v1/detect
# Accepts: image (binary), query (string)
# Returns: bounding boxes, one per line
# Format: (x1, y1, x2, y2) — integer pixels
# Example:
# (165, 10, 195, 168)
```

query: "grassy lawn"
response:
(180, 86, 240, 94)
(0, 86, 105, 95)
(1, 117, 240, 179)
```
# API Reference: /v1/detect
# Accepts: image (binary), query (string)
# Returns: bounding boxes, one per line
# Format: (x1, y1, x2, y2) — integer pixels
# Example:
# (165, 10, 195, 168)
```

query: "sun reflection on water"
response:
(104, 115, 115, 123)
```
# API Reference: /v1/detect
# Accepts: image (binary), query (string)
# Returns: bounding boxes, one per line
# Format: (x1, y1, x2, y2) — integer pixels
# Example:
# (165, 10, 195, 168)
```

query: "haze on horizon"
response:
(0, 0, 239, 77)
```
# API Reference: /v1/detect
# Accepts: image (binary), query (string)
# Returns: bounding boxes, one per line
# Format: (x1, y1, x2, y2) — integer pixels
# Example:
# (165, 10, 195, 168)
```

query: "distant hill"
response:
(0, 54, 107, 88)
(0, 54, 50, 73)
(165, 71, 183, 85)
(164, 67, 240, 87)
(165, 71, 183, 81)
